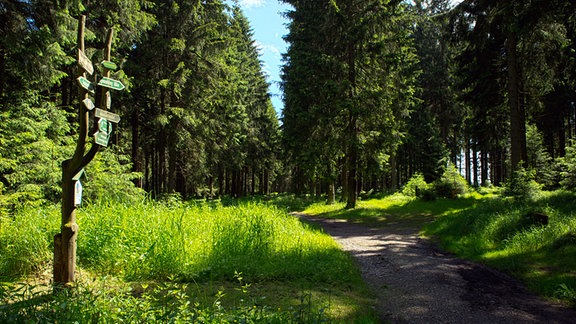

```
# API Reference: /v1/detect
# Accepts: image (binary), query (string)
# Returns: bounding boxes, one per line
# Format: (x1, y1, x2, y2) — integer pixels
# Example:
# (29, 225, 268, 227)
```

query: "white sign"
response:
(95, 108, 121, 123)
(74, 180, 83, 206)
(106, 92, 112, 109)
(83, 98, 95, 111)
(78, 49, 94, 75)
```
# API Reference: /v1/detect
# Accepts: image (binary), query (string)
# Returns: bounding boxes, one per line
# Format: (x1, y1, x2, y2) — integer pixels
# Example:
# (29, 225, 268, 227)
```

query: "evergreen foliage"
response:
(402, 173, 430, 198)
(281, 0, 419, 207)
(434, 164, 468, 199)
(0, 0, 279, 209)
(0, 0, 575, 218)
(559, 142, 576, 191)
(503, 165, 542, 201)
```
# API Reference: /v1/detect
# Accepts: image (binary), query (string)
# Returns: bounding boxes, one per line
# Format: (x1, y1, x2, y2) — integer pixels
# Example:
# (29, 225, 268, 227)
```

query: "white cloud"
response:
(239, 0, 266, 8)
(254, 40, 282, 58)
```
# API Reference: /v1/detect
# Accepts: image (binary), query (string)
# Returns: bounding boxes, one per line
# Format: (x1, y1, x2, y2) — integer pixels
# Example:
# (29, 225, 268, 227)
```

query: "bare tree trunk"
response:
(465, 140, 471, 185)
(327, 180, 336, 205)
(390, 154, 398, 191)
(507, 31, 527, 170)
(473, 144, 479, 187)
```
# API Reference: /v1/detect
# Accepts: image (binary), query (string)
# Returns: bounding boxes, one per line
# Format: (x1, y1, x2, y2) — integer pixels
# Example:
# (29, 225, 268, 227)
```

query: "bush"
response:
(433, 164, 468, 199)
(402, 173, 430, 197)
(559, 142, 576, 191)
(526, 124, 556, 189)
(503, 165, 542, 201)
(83, 150, 145, 204)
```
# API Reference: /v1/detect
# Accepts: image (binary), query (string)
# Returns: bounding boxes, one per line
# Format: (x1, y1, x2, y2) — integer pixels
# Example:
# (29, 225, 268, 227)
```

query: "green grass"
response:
(422, 190, 576, 305)
(304, 190, 576, 306)
(303, 192, 480, 229)
(0, 198, 377, 322)
(5, 189, 574, 321)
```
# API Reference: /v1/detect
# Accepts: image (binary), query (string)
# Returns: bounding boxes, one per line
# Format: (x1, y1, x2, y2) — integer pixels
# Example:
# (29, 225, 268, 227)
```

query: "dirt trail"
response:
(295, 213, 576, 323)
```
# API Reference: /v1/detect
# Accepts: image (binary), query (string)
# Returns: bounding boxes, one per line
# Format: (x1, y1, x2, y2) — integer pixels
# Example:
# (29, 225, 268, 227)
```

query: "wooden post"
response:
(54, 16, 115, 286)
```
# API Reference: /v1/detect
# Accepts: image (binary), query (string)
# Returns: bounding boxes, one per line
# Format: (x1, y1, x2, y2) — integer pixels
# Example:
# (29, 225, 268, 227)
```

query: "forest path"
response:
(294, 213, 576, 323)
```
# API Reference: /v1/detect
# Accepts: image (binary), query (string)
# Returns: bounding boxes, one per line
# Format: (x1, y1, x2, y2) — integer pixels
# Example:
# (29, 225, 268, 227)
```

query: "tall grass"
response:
(77, 200, 359, 284)
(0, 205, 59, 278)
(1, 198, 375, 322)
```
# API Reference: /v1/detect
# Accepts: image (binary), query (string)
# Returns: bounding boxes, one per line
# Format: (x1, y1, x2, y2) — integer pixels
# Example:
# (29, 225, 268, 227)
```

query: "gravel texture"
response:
(294, 213, 576, 323)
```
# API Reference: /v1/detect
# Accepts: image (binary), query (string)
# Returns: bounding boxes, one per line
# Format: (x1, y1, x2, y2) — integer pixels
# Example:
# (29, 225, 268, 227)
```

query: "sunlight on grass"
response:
(0, 198, 377, 322)
(302, 192, 478, 230)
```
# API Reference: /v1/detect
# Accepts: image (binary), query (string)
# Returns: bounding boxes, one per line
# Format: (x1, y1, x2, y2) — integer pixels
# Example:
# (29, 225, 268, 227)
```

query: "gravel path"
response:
(294, 213, 576, 323)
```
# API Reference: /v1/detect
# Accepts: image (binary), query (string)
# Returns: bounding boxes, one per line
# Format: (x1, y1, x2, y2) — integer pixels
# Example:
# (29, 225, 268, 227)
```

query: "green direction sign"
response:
(78, 49, 94, 75)
(72, 168, 85, 181)
(95, 132, 109, 147)
(98, 77, 125, 91)
(95, 108, 121, 123)
(101, 60, 118, 71)
(94, 118, 112, 147)
(77, 76, 95, 94)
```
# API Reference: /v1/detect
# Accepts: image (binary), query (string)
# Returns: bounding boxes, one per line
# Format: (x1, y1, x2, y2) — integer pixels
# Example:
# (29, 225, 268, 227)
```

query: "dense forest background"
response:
(1, 0, 576, 213)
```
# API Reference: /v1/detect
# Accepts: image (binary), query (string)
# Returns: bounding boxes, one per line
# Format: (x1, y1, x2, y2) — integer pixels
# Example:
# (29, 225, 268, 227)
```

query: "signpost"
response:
(83, 98, 95, 111)
(98, 77, 125, 91)
(106, 92, 112, 109)
(78, 49, 94, 75)
(77, 76, 95, 93)
(95, 118, 112, 147)
(54, 15, 124, 287)
(95, 108, 121, 123)
(101, 60, 118, 71)
(74, 180, 83, 206)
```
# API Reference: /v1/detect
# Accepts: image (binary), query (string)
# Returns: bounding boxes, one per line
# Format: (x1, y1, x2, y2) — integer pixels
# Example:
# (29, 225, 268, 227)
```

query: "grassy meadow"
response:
(2, 189, 576, 322)
(0, 198, 376, 322)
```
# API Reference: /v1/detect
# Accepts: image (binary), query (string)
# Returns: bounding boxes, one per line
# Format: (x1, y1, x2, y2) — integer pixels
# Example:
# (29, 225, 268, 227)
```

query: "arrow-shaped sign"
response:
(101, 60, 118, 71)
(94, 118, 112, 147)
(77, 77, 95, 94)
(78, 49, 94, 75)
(98, 77, 125, 91)
(95, 108, 121, 123)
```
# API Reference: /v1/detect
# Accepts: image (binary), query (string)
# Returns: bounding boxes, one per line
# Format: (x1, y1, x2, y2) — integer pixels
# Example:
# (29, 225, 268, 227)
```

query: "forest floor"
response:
(295, 212, 576, 323)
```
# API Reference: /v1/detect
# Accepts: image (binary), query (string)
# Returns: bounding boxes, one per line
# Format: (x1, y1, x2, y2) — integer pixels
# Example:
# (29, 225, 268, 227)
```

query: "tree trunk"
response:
(390, 154, 398, 191)
(346, 116, 358, 209)
(218, 165, 224, 197)
(131, 107, 142, 188)
(167, 144, 177, 193)
(208, 175, 214, 199)
(473, 144, 479, 187)
(481, 151, 488, 186)
(251, 168, 256, 195)
(263, 169, 270, 195)
(507, 31, 527, 170)
(327, 179, 336, 205)
(55, 159, 78, 285)
(465, 140, 471, 185)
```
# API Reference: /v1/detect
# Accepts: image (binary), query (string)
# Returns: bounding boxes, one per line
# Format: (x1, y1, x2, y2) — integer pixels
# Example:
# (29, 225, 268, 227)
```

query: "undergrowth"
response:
(0, 273, 332, 323)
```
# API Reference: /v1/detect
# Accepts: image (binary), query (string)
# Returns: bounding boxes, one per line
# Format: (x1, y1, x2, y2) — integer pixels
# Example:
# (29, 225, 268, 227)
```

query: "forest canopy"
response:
(1, 0, 575, 212)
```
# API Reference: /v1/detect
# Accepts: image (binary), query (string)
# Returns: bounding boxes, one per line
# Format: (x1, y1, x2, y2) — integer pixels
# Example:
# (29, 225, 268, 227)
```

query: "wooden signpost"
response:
(95, 108, 121, 123)
(54, 15, 124, 286)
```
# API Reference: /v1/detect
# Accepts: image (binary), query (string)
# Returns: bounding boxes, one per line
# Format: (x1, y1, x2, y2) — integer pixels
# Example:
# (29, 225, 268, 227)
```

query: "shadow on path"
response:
(294, 213, 576, 323)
